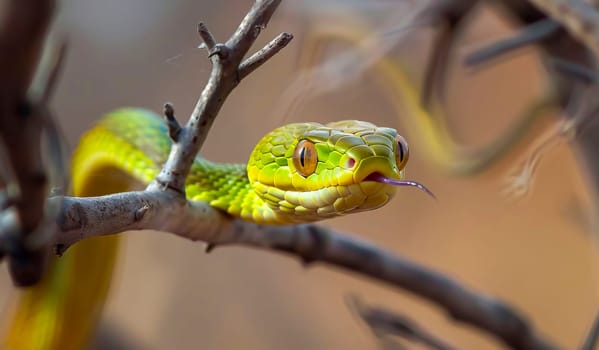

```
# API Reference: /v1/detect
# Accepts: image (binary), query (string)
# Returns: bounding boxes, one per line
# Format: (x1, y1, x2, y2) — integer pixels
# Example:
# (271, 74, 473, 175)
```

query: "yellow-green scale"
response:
(77, 108, 269, 222)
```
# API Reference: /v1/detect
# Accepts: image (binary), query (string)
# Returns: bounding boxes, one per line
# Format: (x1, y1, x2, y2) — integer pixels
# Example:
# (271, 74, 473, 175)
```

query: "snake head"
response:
(247, 120, 432, 223)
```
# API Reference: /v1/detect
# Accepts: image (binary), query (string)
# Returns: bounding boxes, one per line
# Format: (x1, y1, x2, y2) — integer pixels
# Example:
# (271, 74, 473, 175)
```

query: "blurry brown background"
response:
(1, 1, 598, 349)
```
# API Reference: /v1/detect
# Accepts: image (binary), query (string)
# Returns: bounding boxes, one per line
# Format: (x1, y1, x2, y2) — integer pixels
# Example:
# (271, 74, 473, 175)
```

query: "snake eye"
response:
(293, 140, 318, 177)
(395, 135, 409, 170)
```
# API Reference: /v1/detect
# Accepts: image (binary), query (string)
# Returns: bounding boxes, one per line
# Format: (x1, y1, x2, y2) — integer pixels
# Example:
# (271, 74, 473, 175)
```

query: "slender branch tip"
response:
(238, 31, 294, 80)
(163, 102, 175, 119)
(162, 102, 181, 141)
(198, 22, 217, 51)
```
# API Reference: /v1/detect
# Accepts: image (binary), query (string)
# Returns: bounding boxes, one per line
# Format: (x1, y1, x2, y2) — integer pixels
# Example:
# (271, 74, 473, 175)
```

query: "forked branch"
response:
(150, 0, 292, 194)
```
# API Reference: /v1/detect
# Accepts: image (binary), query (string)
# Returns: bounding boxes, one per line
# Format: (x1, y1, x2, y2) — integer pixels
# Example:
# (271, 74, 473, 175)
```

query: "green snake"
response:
(74, 108, 432, 223)
(3, 108, 431, 349)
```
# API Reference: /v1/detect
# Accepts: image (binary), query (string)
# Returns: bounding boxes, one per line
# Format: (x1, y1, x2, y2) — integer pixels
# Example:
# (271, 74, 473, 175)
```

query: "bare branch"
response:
(223, 223, 557, 350)
(49, 191, 557, 349)
(226, 0, 282, 57)
(29, 39, 68, 104)
(549, 57, 599, 83)
(0, 0, 57, 285)
(150, 0, 284, 193)
(348, 296, 459, 350)
(197, 22, 217, 52)
(52, 192, 227, 250)
(465, 18, 560, 67)
(418, 0, 475, 107)
(42, 41, 67, 103)
(581, 307, 599, 350)
(528, 0, 599, 55)
(238, 32, 294, 80)
(162, 102, 181, 142)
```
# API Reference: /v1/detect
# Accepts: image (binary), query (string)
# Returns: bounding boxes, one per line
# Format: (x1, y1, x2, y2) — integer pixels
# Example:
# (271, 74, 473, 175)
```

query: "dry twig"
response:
(528, 0, 599, 55)
(581, 307, 599, 350)
(348, 296, 459, 350)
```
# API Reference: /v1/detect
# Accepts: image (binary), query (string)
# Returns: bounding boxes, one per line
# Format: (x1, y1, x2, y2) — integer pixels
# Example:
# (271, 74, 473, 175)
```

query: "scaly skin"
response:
(3, 108, 416, 349)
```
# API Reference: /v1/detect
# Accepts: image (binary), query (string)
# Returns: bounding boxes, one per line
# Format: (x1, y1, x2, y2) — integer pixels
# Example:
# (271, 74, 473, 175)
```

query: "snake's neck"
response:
(185, 160, 274, 222)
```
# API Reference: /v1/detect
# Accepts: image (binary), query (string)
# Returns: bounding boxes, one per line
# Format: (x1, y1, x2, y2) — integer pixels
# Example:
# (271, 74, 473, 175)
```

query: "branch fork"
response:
(149, 0, 292, 195)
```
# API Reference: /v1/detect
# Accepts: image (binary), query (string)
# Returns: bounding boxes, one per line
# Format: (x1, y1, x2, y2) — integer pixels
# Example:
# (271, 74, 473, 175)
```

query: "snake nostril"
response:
(346, 157, 356, 169)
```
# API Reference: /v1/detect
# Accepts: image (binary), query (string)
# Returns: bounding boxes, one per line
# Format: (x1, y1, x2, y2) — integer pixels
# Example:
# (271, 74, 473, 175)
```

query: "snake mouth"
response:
(364, 172, 436, 199)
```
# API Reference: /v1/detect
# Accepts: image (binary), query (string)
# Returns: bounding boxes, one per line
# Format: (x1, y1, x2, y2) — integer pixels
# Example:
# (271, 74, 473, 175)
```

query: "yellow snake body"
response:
(3, 108, 420, 349)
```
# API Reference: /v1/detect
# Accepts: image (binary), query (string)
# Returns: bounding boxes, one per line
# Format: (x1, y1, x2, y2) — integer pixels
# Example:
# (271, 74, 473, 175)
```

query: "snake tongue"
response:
(364, 172, 436, 199)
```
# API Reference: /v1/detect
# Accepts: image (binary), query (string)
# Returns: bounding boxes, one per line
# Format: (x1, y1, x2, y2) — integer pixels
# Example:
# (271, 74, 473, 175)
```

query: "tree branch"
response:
(150, 0, 287, 194)
(465, 18, 560, 67)
(197, 22, 217, 52)
(50, 189, 556, 349)
(348, 296, 459, 350)
(238, 32, 294, 80)
(0, 0, 58, 286)
(581, 307, 599, 350)
(527, 0, 599, 55)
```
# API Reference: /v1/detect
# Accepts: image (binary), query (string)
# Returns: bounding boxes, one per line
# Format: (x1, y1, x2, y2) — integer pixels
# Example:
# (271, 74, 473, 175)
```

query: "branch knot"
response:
(208, 43, 229, 59)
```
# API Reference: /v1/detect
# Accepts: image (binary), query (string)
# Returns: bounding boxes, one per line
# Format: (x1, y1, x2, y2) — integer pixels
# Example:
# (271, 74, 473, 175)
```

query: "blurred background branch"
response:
(0, 0, 59, 286)
(348, 296, 459, 350)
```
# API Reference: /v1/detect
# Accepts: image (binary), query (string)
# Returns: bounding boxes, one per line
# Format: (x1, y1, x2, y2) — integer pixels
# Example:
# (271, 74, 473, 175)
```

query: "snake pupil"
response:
(299, 147, 306, 167)
(398, 143, 404, 162)
(395, 135, 410, 170)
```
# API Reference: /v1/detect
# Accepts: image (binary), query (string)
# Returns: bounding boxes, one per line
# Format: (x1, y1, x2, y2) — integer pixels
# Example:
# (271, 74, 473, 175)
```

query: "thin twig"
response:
(581, 307, 599, 350)
(238, 32, 294, 80)
(528, 0, 599, 55)
(465, 18, 560, 66)
(550, 57, 599, 83)
(418, 0, 475, 107)
(198, 22, 217, 52)
(26, 38, 68, 104)
(163, 102, 181, 142)
(348, 296, 459, 350)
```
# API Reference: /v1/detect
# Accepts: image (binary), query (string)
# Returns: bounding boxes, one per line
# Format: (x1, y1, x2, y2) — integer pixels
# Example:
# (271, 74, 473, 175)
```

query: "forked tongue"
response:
(365, 173, 436, 199)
